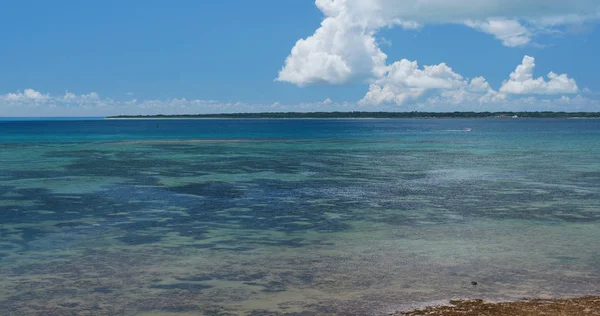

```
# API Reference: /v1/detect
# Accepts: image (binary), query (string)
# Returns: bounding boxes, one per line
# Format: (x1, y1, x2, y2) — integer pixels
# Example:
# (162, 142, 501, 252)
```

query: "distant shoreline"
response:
(105, 111, 600, 119)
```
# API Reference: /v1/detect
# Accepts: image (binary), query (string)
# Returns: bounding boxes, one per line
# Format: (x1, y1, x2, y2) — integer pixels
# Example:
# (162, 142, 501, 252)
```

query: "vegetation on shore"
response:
(106, 111, 600, 119)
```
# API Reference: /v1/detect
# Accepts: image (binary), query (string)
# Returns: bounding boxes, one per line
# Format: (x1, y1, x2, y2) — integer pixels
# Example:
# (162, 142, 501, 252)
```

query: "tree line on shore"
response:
(107, 111, 600, 119)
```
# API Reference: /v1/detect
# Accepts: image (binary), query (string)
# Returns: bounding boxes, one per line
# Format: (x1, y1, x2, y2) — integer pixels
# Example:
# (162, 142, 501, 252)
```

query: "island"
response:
(106, 111, 600, 119)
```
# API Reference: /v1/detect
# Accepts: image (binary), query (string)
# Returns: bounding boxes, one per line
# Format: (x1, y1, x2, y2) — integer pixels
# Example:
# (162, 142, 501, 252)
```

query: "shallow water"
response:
(0, 118, 599, 315)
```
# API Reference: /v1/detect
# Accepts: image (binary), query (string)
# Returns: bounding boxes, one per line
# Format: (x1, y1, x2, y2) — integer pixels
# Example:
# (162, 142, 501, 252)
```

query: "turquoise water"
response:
(0, 118, 599, 315)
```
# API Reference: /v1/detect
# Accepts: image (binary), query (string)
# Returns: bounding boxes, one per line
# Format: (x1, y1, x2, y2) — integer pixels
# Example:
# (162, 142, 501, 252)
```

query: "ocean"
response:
(0, 118, 599, 315)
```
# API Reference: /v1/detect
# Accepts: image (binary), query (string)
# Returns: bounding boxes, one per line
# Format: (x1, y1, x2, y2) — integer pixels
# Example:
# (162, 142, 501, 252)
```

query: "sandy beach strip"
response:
(395, 296, 600, 315)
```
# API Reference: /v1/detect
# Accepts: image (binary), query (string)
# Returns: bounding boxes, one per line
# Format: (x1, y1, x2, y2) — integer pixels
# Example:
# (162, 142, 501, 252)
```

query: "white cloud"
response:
(500, 56, 578, 94)
(427, 77, 507, 106)
(468, 76, 491, 92)
(63, 91, 77, 100)
(360, 54, 580, 107)
(277, 0, 599, 86)
(360, 59, 509, 106)
(360, 59, 467, 105)
(275, 8, 387, 86)
(1, 87, 598, 116)
(464, 19, 531, 47)
(0, 89, 112, 116)
(4, 88, 49, 101)
(0, 89, 357, 116)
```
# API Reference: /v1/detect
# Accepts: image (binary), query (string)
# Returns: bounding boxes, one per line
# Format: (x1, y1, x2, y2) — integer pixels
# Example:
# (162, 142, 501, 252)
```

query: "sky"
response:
(1, 0, 599, 116)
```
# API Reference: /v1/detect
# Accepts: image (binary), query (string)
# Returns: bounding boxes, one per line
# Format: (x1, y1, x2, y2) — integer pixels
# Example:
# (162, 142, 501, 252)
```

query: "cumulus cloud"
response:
(360, 60, 467, 105)
(275, 4, 388, 86)
(359, 59, 507, 106)
(359, 55, 579, 106)
(277, 0, 599, 86)
(426, 77, 507, 106)
(499, 56, 579, 94)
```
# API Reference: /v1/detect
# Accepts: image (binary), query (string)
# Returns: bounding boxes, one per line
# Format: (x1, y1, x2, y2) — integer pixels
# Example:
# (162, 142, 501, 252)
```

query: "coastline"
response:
(104, 111, 600, 120)
(103, 116, 397, 120)
(395, 296, 600, 315)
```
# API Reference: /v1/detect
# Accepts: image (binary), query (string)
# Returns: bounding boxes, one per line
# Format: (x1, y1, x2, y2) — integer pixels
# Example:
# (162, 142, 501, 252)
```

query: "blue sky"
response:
(1, 0, 599, 116)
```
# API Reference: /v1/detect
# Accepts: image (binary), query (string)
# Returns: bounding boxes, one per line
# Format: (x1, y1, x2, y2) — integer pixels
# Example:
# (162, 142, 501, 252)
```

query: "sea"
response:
(0, 118, 599, 315)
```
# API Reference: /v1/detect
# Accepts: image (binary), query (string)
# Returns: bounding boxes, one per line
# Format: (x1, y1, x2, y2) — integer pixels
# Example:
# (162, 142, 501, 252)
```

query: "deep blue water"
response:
(2, 117, 599, 142)
(0, 118, 599, 315)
